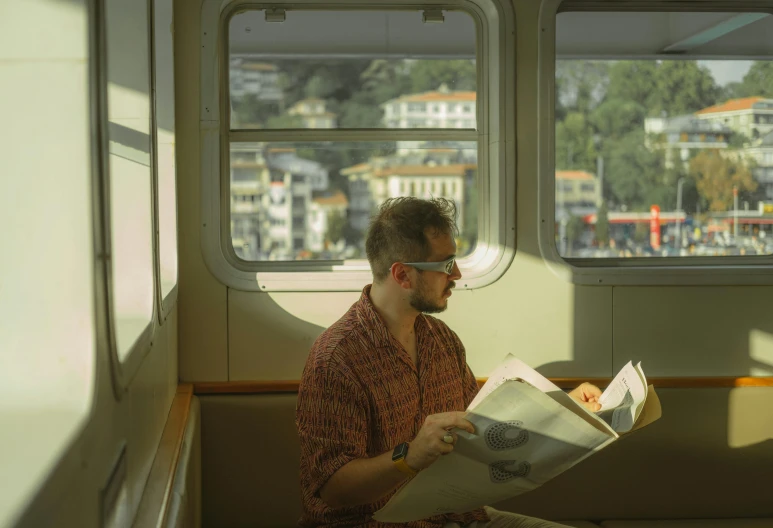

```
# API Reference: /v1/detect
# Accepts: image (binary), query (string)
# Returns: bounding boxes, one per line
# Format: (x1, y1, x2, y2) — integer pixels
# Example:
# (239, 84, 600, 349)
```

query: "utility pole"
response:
(676, 177, 685, 250)
(734, 186, 739, 241)
(596, 155, 604, 207)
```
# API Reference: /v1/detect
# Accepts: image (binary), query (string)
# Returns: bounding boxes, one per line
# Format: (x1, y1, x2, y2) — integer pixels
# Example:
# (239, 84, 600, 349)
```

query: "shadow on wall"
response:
(226, 288, 358, 380)
(496, 387, 773, 522)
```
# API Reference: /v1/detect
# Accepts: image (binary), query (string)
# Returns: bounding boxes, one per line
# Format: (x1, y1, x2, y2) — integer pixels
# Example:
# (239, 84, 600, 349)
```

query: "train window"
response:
(106, 0, 155, 362)
(153, 0, 178, 319)
(549, 9, 773, 269)
(204, 2, 514, 291)
(227, 10, 478, 264)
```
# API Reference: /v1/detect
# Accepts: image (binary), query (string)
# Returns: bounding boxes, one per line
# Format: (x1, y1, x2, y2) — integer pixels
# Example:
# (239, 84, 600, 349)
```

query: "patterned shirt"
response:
(296, 285, 490, 527)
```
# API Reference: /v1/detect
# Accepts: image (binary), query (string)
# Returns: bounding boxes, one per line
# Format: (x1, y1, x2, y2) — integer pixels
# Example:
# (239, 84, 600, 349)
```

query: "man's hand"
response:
(569, 382, 602, 412)
(404, 411, 475, 471)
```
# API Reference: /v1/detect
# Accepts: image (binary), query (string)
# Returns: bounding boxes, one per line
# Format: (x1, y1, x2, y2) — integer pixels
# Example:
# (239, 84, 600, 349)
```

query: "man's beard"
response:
(409, 277, 454, 314)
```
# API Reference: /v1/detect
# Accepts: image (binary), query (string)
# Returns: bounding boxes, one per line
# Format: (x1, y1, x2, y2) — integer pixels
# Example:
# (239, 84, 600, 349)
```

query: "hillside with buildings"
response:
(228, 57, 773, 260)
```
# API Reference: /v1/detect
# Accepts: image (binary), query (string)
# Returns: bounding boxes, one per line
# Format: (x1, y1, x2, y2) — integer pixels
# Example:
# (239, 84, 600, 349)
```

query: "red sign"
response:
(650, 205, 661, 250)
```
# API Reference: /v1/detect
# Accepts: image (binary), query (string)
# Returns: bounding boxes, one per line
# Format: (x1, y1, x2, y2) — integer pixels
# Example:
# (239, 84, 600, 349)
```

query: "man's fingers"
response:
(434, 412, 475, 433)
(582, 383, 603, 399)
(437, 440, 455, 455)
(581, 400, 601, 412)
(444, 430, 458, 445)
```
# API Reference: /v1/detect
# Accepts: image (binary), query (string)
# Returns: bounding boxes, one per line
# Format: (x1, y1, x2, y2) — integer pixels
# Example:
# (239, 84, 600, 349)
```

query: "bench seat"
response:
(198, 387, 773, 528)
(600, 520, 773, 527)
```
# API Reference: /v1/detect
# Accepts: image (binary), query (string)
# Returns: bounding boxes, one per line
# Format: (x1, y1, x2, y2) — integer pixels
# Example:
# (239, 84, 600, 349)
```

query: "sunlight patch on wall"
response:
(749, 328, 773, 376)
(727, 388, 773, 448)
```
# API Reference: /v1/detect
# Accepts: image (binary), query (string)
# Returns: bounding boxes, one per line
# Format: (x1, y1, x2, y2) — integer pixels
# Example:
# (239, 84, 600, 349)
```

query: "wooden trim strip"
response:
(133, 384, 194, 528)
(193, 377, 773, 394)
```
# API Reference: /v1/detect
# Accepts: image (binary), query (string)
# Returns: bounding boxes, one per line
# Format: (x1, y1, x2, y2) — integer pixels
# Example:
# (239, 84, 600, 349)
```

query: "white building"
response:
(382, 85, 476, 129)
(696, 97, 773, 140)
(745, 130, 773, 199)
(644, 114, 732, 169)
(230, 147, 272, 260)
(229, 146, 329, 260)
(287, 98, 337, 129)
(229, 59, 283, 102)
(307, 190, 349, 254)
(555, 170, 599, 221)
(343, 161, 470, 235)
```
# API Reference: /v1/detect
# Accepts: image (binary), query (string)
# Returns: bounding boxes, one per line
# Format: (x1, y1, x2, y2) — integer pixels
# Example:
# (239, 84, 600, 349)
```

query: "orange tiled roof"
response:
(375, 164, 473, 177)
(313, 190, 348, 207)
(292, 97, 325, 105)
(266, 147, 296, 153)
(340, 162, 372, 175)
(556, 170, 595, 181)
(231, 162, 267, 169)
(240, 62, 277, 72)
(391, 91, 476, 104)
(696, 97, 766, 115)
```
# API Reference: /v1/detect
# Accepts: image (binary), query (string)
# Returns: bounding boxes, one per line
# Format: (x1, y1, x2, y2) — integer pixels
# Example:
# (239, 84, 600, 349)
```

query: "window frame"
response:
(100, 0, 161, 397)
(199, 0, 515, 292)
(537, 0, 773, 286)
(152, 0, 180, 323)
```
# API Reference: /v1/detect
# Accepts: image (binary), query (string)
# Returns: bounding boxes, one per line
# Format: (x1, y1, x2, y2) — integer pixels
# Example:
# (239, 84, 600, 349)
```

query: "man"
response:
(296, 197, 602, 527)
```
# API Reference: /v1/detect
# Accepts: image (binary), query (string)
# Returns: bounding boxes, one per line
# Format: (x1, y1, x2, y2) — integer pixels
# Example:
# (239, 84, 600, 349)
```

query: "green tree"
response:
(462, 181, 478, 253)
(595, 203, 610, 247)
(590, 98, 647, 139)
(265, 114, 304, 128)
(566, 215, 585, 256)
(555, 112, 597, 172)
(230, 94, 280, 127)
(604, 61, 658, 109)
(739, 61, 773, 98)
(652, 61, 720, 116)
(689, 149, 757, 212)
(408, 60, 476, 93)
(601, 130, 664, 210)
(338, 60, 411, 128)
(634, 222, 649, 244)
(556, 61, 609, 115)
(719, 81, 748, 101)
(304, 73, 343, 99)
(326, 210, 346, 246)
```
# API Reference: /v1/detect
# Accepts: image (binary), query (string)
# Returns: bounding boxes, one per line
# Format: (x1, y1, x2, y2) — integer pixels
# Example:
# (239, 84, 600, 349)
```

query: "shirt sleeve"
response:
(296, 356, 369, 497)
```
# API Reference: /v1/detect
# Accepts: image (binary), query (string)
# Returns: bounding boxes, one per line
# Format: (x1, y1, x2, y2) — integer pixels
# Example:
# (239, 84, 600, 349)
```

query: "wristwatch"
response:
(392, 442, 418, 476)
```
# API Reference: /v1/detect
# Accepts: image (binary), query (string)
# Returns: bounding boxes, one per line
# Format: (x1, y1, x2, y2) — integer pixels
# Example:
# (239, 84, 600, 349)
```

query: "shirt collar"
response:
(356, 284, 433, 350)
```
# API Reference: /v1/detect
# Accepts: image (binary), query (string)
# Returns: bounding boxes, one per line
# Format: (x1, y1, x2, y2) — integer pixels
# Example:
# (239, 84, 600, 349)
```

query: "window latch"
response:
(265, 8, 286, 23)
(422, 9, 444, 23)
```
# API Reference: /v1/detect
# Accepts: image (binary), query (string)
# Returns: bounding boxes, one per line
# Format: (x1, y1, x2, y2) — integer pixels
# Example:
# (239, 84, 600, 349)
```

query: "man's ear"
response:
(390, 263, 413, 290)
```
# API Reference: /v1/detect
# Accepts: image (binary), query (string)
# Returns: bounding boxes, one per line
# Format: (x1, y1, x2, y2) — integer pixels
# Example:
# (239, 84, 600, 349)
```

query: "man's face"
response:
(409, 231, 462, 314)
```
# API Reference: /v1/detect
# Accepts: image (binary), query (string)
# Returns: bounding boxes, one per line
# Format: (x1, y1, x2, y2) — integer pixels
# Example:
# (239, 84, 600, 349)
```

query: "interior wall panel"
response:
(613, 286, 773, 377)
(175, 0, 229, 382)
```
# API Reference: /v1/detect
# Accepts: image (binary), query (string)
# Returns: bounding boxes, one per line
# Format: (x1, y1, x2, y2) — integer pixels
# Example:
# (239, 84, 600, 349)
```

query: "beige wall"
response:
(12, 0, 181, 525)
(17, 310, 179, 528)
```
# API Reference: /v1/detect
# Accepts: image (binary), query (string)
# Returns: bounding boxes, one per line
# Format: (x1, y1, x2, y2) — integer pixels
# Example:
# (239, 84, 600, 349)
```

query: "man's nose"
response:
(449, 261, 462, 281)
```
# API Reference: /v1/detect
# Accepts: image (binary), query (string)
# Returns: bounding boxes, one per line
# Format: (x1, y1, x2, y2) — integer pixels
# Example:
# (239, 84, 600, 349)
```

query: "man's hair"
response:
(365, 197, 459, 282)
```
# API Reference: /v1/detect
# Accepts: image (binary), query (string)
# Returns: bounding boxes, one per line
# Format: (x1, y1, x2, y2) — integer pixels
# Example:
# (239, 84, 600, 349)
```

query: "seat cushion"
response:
(560, 522, 601, 528)
(600, 520, 773, 528)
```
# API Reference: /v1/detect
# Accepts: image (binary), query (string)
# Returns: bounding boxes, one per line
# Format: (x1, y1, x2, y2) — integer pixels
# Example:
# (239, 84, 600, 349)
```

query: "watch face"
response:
(392, 442, 408, 461)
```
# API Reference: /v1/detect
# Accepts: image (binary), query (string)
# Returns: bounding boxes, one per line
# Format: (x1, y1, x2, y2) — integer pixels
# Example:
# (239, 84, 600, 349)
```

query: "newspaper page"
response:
(470, 355, 617, 437)
(595, 361, 648, 433)
(372, 378, 616, 523)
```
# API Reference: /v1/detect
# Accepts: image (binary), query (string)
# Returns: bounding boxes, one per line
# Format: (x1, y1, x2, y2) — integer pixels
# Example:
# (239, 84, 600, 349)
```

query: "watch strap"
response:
(393, 456, 418, 476)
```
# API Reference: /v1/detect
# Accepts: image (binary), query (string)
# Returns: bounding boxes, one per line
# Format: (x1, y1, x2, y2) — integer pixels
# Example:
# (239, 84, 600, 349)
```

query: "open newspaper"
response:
(373, 355, 662, 523)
